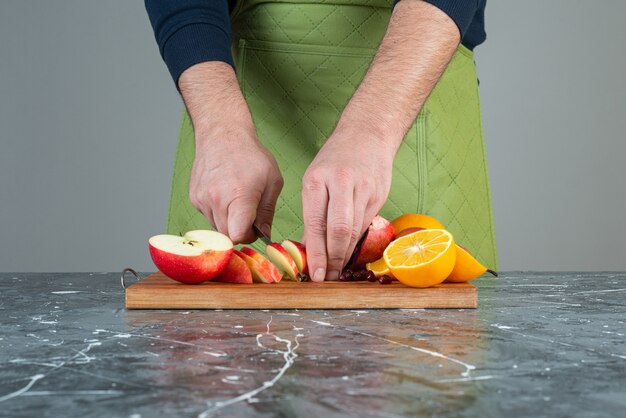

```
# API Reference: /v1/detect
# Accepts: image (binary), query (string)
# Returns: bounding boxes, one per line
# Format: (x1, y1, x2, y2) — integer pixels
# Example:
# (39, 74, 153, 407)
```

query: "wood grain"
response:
(125, 272, 477, 309)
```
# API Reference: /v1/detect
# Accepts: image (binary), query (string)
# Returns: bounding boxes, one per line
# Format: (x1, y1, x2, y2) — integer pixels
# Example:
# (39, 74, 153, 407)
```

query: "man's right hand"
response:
(179, 61, 283, 244)
(190, 130, 283, 244)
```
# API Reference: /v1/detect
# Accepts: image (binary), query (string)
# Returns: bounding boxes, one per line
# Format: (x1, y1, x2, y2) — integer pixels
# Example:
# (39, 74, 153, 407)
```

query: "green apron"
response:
(166, 0, 498, 270)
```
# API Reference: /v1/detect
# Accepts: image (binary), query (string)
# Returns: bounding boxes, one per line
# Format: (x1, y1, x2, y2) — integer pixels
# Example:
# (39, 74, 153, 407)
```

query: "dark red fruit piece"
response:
(365, 271, 377, 282)
(378, 275, 393, 285)
(297, 272, 311, 282)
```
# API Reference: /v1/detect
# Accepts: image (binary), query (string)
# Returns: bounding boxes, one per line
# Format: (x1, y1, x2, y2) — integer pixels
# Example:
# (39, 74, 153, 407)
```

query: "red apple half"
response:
(239, 247, 282, 283)
(266, 242, 299, 280)
(281, 240, 307, 274)
(149, 230, 233, 284)
(351, 215, 396, 269)
(214, 251, 253, 284)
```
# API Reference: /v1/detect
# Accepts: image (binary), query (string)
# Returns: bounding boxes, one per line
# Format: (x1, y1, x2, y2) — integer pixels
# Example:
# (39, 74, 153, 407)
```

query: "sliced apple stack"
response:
(148, 230, 233, 284)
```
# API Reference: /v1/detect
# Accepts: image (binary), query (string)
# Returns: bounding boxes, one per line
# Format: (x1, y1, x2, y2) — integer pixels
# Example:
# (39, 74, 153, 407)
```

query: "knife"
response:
(252, 224, 272, 245)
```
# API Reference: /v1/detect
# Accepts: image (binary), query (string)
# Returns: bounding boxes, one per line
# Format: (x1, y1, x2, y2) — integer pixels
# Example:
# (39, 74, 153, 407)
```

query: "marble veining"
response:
(0, 272, 625, 417)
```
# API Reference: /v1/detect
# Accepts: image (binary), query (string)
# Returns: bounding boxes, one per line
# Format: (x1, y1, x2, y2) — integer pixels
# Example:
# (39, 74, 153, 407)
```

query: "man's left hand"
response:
(302, 127, 395, 282)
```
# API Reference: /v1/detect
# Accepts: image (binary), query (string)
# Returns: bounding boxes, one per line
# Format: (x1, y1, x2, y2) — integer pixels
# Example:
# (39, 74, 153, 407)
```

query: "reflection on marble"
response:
(1, 272, 625, 417)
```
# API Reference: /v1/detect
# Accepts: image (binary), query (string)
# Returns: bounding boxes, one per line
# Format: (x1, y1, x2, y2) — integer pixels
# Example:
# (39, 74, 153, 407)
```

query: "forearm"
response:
(336, 0, 460, 152)
(178, 61, 256, 146)
(179, 61, 283, 243)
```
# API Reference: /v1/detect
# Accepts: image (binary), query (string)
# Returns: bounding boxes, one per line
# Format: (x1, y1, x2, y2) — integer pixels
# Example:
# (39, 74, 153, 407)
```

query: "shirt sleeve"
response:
(144, 0, 234, 86)
(394, 0, 481, 42)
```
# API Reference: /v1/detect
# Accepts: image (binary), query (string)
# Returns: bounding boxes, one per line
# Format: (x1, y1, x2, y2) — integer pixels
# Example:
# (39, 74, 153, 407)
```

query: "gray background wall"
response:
(1, 1, 625, 272)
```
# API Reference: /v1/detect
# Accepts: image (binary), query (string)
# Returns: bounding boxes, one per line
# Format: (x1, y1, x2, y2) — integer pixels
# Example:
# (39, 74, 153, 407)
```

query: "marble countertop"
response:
(1, 272, 625, 417)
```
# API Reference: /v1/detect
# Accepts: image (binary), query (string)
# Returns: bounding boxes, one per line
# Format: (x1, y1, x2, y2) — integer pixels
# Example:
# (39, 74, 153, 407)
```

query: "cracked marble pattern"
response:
(1, 272, 625, 417)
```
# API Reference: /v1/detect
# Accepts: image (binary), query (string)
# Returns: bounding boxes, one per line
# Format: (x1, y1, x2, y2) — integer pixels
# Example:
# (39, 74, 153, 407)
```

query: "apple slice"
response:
(239, 247, 282, 283)
(266, 243, 299, 280)
(351, 215, 396, 269)
(148, 230, 233, 284)
(281, 240, 307, 274)
(214, 251, 253, 284)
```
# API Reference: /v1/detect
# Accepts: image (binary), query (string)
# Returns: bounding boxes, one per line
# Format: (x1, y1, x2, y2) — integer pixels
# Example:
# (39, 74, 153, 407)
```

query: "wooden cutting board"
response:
(125, 272, 477, 309)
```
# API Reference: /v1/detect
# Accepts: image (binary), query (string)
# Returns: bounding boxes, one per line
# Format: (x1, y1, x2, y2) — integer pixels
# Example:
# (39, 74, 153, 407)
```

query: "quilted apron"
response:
(166, 0, 499, 270)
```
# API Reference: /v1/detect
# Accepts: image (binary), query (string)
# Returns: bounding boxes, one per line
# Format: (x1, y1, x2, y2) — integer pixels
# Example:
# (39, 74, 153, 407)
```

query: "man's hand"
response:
(180, 62, 283, 243)
(302, 127, 394, 282)
(302, 0, 461, 281)
(189, 130, 283, 244)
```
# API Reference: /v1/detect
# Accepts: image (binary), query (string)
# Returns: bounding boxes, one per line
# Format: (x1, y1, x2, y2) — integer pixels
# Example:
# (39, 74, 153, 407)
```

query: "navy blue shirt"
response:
(145, 0, 486, 85)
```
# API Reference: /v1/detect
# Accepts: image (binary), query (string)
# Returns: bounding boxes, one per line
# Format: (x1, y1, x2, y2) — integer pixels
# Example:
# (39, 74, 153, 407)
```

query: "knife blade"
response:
(345, 228, 369, 270)
(252, 224, 272, 245)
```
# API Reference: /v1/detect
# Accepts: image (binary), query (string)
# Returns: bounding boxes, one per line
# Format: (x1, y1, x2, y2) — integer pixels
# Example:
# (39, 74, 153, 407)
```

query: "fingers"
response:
(190, 189, 222, 234)
(227, 195, 260, 244)
(212, 206, 230, 238)
(325, 182, 355, 280)
(201, 207, 217, 231)
(344, 188, 369, 266)
(360, 198, 380, 240)
(255, 176, 284, 239)
(302, 175, 329, 282)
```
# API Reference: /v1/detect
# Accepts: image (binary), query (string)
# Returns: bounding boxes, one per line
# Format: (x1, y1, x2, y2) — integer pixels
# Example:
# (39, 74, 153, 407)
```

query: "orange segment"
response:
(365, 257, 394, 278)
(391, 214, 445, 234)
(383, 229, 456, 288)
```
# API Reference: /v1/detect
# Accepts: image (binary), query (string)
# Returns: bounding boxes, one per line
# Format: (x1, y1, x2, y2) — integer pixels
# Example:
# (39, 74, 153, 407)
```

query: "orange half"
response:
(391, 214, 445, 233)
(383, 229, 456, 288)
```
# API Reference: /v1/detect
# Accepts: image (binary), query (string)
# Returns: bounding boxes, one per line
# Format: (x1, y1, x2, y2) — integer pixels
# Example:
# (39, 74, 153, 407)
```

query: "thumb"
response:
(254, 178, 283, 240)
(227, 197, 259, 244)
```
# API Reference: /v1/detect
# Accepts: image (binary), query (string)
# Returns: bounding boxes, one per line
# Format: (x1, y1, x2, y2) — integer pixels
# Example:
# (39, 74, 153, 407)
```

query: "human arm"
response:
(178, 62, 283, 244)
(302, 0, 463, 281)
(145, 1, 283, 243)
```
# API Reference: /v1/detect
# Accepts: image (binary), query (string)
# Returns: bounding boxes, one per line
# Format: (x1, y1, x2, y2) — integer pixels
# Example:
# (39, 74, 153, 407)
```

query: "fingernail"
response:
(312, 268, 325, 282)
(327, 270, 340, 281)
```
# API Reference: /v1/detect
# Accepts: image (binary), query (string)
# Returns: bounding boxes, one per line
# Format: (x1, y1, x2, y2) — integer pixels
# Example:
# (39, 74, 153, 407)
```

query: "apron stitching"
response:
(246, 52, 327, 139)
(243, 52, 325, 191)
(424, 79, 493, 258)
(292, 5, 340, 44)
(335, 6, 383, 47)
(426, 141, 490, 259)
(297, 6, 336, 45)
(256, 6, 298, 44)
(446, 83, 495, 244)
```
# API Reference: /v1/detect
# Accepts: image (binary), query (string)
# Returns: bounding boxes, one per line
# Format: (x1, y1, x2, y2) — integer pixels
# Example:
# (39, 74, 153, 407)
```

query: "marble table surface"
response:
(1, 272, 625, 417)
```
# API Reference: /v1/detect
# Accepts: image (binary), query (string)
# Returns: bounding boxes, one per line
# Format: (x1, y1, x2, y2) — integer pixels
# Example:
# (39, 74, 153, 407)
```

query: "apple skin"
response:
(282, 240, 307, 274)
(351, 215, 396, 270)
(395, 227, 425, 238)
(266, 243, 299, 280)
(214, 251, 253, 284)
(148, 230, 233, 284)
(240, 246, 282, 283)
